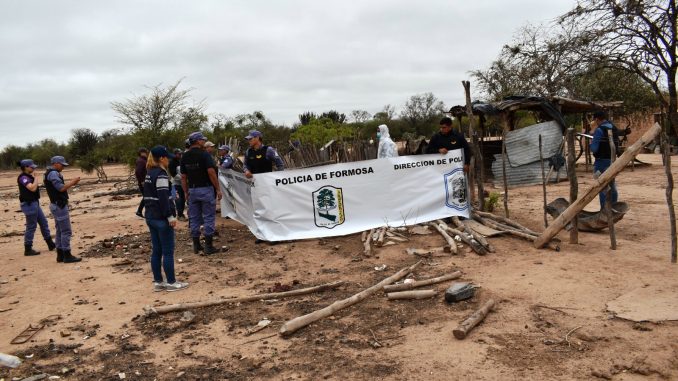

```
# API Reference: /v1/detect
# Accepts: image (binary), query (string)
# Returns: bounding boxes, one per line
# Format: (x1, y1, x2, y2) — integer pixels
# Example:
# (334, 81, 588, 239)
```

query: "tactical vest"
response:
(44, 168, 69, 206)
(17, 174, 40, 203)
(246, 145, 273, 174)
(593, 126, 621, 160)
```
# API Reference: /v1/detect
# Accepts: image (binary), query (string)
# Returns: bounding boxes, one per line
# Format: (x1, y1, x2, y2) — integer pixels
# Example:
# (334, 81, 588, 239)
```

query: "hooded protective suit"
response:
(377, 124, 398, 158)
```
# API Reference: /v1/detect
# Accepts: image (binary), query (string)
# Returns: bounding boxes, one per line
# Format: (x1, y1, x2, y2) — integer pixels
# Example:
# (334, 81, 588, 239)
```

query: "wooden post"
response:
(534, 123, 662, 248)
(501, 130, 509, 218)
(453, 299, 495, 339)
(462, 80, 484, 210)
(606, 129, 617, 250)
(566, 128, 578, 244)
(661, 127, 677, 263)
(583, 113, 591, 172)
(539, 135, 548, 228)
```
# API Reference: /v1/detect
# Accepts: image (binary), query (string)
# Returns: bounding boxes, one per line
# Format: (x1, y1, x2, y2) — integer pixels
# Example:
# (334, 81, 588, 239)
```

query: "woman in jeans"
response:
(143, 146, 188, 292)
(17, 159, 56, 256)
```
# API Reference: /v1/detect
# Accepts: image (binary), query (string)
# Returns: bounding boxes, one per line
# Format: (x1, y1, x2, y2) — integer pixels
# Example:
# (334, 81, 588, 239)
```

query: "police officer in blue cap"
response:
(181, 131, 222, 255)
(17, 159, 56, 256)
(243, 130, 284, 178)
(44, 156, 82, 263)
(218, 145, 234, 169)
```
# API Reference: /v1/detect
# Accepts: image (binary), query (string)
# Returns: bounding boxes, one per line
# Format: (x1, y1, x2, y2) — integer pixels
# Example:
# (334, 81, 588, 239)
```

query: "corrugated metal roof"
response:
(491, 155, 562, 187)
(505, 121, 562, 167)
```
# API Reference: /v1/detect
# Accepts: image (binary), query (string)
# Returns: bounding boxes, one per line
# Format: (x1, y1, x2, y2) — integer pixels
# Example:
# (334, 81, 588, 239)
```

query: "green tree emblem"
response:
(316, 188, 337, 222)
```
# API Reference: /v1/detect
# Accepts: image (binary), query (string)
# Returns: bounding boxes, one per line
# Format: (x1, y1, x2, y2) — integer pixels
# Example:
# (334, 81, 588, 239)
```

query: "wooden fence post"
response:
(566, 128, 578, 244)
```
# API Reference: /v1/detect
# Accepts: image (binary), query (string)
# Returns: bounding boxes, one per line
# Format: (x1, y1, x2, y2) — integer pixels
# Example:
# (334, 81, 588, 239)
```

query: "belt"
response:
(188, 184, 212, 189)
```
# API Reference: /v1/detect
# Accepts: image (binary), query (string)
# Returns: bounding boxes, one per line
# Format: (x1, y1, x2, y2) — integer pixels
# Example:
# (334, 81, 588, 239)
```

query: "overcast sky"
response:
(0, 0, 575, 148)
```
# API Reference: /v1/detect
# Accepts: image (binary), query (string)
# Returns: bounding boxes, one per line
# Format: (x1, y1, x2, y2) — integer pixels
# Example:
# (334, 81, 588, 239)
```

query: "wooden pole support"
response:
(566, 128, 579, 244)
(429, 222, 458, 254)
(501, 130, 509, 218)
(462, 80, 484, 210)
(387, 290, 437, 300)
(453, 299, 495, 339)
(661, 126, 677, 263)
(279, 261, 422, 336)
(539, 134, 548, 228)
(383, 271, 463, 293)
(534, 123, 662, 248)
(606, 129, 617, 250)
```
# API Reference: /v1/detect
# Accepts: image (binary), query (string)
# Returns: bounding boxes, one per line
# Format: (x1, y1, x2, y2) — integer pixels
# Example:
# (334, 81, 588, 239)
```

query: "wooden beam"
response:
(534, 123, 661, 248)
(606, 129, 617, 250)
(566, 128, 578, 244)
(462, 80, 484, 210)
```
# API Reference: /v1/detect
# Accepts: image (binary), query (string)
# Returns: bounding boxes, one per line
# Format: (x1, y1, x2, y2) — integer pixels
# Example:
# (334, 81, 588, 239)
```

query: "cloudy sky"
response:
(0, 0, 575, 148)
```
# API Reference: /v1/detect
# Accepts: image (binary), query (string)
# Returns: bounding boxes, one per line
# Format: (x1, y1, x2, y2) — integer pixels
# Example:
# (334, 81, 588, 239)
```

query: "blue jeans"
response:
(188, 186, 216, 237)
(146, 218, 176, 284)
(594, 159, 618, 210)
(21, 201, 51, 246)
(49, 203, 72, 250)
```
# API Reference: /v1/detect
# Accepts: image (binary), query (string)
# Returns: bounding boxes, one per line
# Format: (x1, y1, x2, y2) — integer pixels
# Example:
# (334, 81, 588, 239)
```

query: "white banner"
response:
(220, 150, 469, 241)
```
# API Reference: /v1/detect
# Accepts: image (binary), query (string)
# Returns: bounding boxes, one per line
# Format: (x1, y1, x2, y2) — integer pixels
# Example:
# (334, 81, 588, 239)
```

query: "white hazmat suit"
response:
(377, 124, 398, 158)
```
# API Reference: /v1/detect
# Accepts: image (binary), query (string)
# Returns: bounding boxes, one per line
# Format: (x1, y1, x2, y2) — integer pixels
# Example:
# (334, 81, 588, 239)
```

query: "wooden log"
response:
(463, 80, 483, 210)
(143, 281, 345, 316)
(383, 271, 462, 292)
(539, 134, 549, 228)
(405, 247, 450, 257)
(606, 129, 617, 250)
(459, 219, 494, 252)
(566, 128, 579, 244)
(376, 227, 387, 247)
(661, 126, 677, 263)
(361, 230, 368, 242)
(473, 211, 539, 236)
(387, 290, 437, 300)
(364, 228, 375, 256)
(429, 222, 458, 254)
(501, 130, 509, 218)
(279, 261, 422, 336)
(453, 299, 495, 339)
(534, 123, 662, 248)
(444, 226, 488, 255)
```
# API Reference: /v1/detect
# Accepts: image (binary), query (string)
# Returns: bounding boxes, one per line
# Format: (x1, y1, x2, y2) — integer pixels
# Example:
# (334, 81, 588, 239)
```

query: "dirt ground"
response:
(1, 156, 677, 381)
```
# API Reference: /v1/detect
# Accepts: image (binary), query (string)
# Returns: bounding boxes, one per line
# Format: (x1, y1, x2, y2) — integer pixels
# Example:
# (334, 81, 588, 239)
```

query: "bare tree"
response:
(560, 0, 677, 133)
(400, 93, 445, 136)
(111, 79, 202, 135)
(350, 109, 372, 123)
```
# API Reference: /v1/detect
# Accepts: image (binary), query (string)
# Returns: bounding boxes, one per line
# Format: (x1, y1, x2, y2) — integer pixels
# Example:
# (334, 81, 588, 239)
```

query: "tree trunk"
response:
(662, 127, 677, 263)
(383, 271, 463, 293)
(387, 290, 437, 300)
(606, 129, 617, 250)
(453, 299, 495, 339)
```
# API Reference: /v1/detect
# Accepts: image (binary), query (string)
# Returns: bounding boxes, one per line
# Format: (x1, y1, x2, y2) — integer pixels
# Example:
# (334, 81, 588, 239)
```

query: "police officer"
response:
(181, 132, 222, 255)
(589, 110, 621, 210)
(243, 130, 284, 178)
(218, 145, 234, 169)
(44, 156, 81, 263)
(168, 148, 186, 220)
(17, 159, 56, 256)
(426, 117, 472, 172)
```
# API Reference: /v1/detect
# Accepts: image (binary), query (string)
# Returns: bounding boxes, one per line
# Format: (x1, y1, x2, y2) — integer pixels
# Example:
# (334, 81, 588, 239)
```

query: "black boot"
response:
(204, 235, 218, 255)
(24, 245, 40, 256)
(56, 248, 64, 263)
(192, 237, 203, 254)
(46, 238, 56, 251)
(62, 250, 82, 263)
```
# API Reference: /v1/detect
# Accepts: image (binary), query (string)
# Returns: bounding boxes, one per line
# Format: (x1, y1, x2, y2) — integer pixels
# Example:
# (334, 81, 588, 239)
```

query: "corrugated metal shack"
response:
(449, 96, 623, 187)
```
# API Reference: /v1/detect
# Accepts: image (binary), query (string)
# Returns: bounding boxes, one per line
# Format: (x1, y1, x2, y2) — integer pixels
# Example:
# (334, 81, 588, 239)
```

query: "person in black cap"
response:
(143, 146, 188, 292)
(426, 117, 472, 172)
(168, 148, 186, 221)
(17, 159, 56, 256)
(243, 130, 284, 178)
(181, 131, 222, 254)
(44, 156, 81, 263)
(589, 110, 621, 210)
(135, 148, 149, 218)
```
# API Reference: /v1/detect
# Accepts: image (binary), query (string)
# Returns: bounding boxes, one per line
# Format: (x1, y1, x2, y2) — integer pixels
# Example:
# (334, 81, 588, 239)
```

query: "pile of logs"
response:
(362, 227, 410, 256)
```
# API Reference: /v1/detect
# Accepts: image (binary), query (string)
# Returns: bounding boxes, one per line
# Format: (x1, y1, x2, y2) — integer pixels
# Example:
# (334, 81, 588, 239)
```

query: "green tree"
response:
(400, 93, 446, 136)
(291, 117, 354, 145)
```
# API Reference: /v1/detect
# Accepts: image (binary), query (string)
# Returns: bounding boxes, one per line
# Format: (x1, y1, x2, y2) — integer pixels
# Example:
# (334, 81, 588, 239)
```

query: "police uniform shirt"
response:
(426, 130, 472, 165)
(180, 147, 216, 187)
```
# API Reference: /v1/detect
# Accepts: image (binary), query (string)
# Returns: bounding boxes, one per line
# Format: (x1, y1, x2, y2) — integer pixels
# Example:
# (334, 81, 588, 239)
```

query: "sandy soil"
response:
(0, 157, 677, 381)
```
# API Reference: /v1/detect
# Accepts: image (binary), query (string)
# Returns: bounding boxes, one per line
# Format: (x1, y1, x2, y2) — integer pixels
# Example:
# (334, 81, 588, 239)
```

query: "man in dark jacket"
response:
(168, 149, 186, 220)
(135, 148, 148, 218)
(590, 110, 621, 210)
(426, 117, 472, 172)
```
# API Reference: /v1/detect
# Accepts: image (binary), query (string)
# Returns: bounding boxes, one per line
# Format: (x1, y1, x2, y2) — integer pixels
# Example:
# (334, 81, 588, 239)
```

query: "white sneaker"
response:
(153, 282, 167, 292)
(165, 281, 189, 292)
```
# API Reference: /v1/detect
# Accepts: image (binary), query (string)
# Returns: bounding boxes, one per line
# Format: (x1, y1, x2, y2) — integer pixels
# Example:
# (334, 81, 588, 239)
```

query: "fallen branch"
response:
(444, 225, 488, 256)
(474, 210, 539, 235)
(387, 290, 437, 300)
(364, 228, 375, 256)
(405, 247, 451, 257)
(279, 261, 422, 336)
(143, 281, 345, 316)
(428, 222, 458, 254)
(453, 299, 496, 339)
(376, 227, 387, 247)
(383, 271, 462, 292)
(460, 220, 495, 252)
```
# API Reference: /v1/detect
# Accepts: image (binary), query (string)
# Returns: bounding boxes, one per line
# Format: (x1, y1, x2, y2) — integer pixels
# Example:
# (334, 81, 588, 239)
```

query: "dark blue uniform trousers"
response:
(188, 186, 216, 237)
(49, 203, 72, 250)
(20, 201, 52, 246)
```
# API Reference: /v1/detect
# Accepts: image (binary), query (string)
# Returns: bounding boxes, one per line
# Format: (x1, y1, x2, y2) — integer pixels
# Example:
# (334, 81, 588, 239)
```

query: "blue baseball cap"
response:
(150, 145, 174, 159)
(20, 159, 38, 169)
(245, 130, 262, 140)
(188, 131, 207, 144)
(51, 156, 70, 166)
(218, 145, 231, 151)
